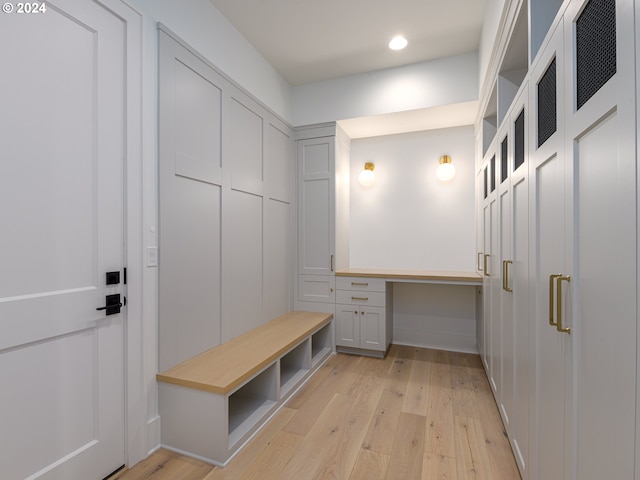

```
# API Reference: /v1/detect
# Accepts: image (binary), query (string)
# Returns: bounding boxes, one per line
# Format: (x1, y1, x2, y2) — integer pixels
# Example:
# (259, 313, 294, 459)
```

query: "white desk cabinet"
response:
(335, 276, 392, 356)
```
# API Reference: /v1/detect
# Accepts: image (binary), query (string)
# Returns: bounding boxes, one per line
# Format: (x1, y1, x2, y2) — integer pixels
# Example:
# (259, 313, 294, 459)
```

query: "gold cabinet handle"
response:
(352, 296, 368, 301)
(503, 260, 513, 292)
(549, 274, 562, 326)
(484, 254, 490, 276)
(556, 275, 571, 334)
(478, 252, 483, 271)
(351, 282, 368, 287)
(330, 254, 334, 272)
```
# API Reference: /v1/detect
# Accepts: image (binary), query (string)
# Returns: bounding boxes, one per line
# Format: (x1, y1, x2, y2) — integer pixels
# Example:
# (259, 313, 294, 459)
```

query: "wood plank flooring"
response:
(118, 346, 521, 480)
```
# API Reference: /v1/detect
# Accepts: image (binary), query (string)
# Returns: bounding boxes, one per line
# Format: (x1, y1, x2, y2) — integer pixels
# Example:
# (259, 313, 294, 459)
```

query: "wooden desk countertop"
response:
(336, 267, 482, 284)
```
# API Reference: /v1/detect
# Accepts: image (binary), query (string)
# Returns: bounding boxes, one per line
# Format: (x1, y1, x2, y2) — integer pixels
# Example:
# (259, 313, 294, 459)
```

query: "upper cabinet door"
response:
(298, 137, 335, 276)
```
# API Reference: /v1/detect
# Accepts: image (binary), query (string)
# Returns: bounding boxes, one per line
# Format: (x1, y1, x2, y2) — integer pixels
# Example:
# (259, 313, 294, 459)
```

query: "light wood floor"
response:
(118, 345, 521, 480)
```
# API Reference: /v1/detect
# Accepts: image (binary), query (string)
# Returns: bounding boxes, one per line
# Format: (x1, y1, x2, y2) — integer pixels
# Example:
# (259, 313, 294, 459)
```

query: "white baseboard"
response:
(147, 415, 161, 456)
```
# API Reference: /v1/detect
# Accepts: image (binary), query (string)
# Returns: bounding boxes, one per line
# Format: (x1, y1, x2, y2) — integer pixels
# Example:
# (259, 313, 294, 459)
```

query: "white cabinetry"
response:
(335, 276, 392, 356)
(496, 81, 530, 474)
(529, 21, 569, 480)
(478, 0, 638, 478)
(529, 1, 637, 478)
(295, 123, 350, 313)
(504, 85, 530, 473)
(480, 148, 499, 388)
(480, 83, 531, 475)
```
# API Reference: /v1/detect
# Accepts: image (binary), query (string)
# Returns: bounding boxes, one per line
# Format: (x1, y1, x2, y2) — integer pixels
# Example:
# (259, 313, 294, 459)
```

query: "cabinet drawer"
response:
(336, 290, 385, 307)
(298, 275, 335, 303)
(336, 276, 385, 292)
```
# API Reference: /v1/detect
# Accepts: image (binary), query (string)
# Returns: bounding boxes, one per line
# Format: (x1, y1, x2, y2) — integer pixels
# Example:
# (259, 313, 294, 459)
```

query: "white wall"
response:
(348, 125, 478, 353)
(349, 126, 476, 271)
(293, 53, 479, 126)
(128, 0, 293, 122)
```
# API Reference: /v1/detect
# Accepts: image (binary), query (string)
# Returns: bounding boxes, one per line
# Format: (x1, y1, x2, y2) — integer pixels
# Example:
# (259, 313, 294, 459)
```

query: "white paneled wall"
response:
(158, 28, 294, 371)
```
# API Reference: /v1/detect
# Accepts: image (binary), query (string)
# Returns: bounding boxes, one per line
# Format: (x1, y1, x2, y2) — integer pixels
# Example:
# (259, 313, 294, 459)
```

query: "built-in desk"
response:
(336, 268, 482, 285)
(335, 268, 482, 355)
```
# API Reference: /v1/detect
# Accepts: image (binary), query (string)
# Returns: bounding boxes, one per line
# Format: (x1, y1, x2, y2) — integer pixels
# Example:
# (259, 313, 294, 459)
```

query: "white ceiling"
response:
(209, 0, 488, 135)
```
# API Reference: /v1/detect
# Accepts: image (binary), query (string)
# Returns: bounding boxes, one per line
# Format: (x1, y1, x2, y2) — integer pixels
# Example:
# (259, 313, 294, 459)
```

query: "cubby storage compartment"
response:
(228, 363, 278, 448)
(279, 340, 311, 397)
(311, 322, 332, 366)
(530, 0, 564, 62)
(482, 85, 498, 156)
(497, 2, 528, 125)
(157, 311, 334, 466)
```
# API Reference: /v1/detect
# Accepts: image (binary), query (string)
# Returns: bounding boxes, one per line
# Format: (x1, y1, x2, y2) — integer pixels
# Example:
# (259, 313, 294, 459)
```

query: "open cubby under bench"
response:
(156, 311, 334, 466)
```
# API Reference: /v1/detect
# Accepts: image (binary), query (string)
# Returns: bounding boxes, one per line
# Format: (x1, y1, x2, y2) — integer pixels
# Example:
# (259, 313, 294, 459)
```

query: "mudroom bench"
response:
(156, 311, 334, 466)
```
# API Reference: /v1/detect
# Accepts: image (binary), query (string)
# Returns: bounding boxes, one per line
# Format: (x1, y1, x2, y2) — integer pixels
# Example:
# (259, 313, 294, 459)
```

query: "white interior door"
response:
(0, 1, 127, 478)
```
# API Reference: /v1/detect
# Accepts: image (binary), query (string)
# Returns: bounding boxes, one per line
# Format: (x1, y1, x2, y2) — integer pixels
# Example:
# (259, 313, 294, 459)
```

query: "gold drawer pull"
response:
(484, 254, 490, 276)
(351, 296, 369, 301)
(556, 275, 571, 334)
(503, 260, 513, 292)
(549, 274, 562, 326)
(351, 282, 369, 286)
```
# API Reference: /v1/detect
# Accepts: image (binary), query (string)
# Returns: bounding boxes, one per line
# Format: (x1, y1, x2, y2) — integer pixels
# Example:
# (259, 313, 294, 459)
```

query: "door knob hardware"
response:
(96, 294, 123, 316)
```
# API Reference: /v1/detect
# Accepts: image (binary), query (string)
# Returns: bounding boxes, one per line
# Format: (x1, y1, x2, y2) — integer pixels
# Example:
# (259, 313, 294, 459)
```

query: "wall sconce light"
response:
(436, 155, 456, 182)
(359, 162, 375, 187)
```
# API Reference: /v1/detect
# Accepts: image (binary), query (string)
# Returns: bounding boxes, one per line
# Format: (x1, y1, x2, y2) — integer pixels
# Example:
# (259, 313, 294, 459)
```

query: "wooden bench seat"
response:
(156, 310, 334, 466)
(156, 311, 333, 394)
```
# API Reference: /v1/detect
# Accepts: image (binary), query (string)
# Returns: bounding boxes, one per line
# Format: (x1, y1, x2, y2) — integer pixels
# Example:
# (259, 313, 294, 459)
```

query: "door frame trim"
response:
(97, 0, 147, 468)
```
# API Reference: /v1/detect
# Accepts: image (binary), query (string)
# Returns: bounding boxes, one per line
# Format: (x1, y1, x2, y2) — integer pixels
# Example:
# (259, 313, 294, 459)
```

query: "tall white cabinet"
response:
(477, 0, 638, 478)
(295, 123, 350, 313)
(480, 81, 531, 475)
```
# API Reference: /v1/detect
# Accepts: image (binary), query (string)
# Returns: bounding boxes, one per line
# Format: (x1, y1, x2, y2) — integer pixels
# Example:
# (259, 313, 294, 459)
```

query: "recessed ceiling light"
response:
(388, 35, 408, 51)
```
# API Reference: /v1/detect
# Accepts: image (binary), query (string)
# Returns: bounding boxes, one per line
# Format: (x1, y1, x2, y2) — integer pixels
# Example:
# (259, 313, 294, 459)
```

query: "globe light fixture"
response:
(359, 162, 375, 187)
(436, 155, 456, 182)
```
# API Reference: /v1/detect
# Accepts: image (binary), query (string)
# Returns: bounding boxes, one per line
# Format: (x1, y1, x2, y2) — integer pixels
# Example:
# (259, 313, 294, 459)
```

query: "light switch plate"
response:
(147, 246, 158, 267)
